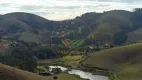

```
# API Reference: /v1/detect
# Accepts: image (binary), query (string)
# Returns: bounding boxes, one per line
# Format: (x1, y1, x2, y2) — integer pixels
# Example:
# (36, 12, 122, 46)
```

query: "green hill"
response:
(81, 43, 142, 80)
(0, 9, 142, 45)
(89, 10, 132, 44)
(0, 64, 50, 80)
(0, 12, 54, 43)
(126, 28, 142, 43)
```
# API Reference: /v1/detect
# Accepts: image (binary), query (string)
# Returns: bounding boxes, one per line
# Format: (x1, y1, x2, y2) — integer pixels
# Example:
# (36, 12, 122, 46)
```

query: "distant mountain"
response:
(0, 9, 142, 46)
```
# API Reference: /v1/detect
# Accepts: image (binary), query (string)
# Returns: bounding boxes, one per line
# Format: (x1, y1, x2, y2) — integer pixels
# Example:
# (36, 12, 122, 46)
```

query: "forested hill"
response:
(1, 9, 142, 45)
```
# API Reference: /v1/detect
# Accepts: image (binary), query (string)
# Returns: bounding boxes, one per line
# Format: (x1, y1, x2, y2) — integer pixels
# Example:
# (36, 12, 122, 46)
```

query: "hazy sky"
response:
(0, 0, 142, 20)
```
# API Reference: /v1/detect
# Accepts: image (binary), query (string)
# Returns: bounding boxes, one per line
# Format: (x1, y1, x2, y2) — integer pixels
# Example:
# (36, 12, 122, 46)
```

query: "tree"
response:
(132, 8, 142, 29)
(53, 76, 58, 80)
(51, 68, 62, 74)
(133, 8, 142, 11)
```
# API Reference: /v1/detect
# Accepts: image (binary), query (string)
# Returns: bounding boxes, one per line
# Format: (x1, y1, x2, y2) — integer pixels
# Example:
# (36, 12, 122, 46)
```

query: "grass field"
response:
(61, 39, 84, 49)
(64, 61, 80, 68)
(81, 43, 142, 80)
(47, 73, 87, 80)
(60, 55, 82, 61)
(60, 56, 82, 68)
(38, 56, 82, 68)
(37, 59, 61, 66)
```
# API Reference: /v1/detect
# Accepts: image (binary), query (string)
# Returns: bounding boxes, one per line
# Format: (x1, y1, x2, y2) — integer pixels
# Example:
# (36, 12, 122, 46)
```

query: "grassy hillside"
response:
(47, 73, 87, 80)
(81, 43, 142, 80)
(90, 10, 132, 44)
(19, 31, 41, 43)
(98, 10, 132, 22)
(126, 28, 142, 43)
(0, 64, 50, 80)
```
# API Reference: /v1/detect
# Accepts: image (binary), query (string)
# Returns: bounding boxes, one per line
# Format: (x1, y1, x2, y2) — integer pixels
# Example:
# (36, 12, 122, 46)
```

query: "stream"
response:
(49, 66, 109, 80)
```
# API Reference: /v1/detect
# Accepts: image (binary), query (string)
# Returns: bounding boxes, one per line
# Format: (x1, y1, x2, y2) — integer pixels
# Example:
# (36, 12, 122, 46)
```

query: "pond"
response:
(49, 66, 109, 80)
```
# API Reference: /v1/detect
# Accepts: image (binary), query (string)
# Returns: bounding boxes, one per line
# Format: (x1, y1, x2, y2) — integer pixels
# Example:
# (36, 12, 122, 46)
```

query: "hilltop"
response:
(80, 43, 142, 80)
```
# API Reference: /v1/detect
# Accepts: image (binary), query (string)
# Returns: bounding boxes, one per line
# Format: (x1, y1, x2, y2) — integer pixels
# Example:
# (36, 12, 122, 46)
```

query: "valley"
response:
(0, 8, 142, 80)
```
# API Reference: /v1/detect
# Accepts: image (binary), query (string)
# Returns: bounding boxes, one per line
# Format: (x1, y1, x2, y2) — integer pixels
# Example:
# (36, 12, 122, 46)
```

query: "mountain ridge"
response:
(0, 9, 142, 46)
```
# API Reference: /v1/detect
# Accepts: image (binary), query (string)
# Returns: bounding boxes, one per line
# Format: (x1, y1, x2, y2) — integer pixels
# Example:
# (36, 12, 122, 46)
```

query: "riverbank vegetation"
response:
(47, 73, 89, 80)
